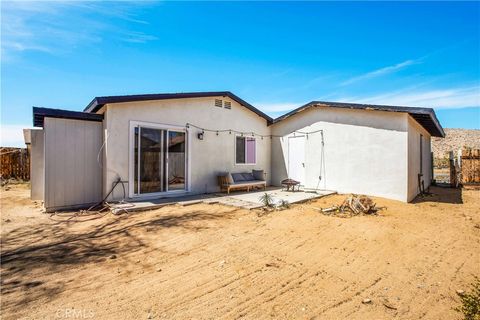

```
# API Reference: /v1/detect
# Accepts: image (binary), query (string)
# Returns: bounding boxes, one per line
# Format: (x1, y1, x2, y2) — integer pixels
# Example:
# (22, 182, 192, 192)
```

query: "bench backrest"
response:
(217, 175, 229, 187)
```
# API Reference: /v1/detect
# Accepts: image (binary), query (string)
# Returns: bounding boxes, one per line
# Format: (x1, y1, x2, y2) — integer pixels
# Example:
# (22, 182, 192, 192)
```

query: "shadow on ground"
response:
(0, 207, 238, 309)
(412, 185, 463, 204)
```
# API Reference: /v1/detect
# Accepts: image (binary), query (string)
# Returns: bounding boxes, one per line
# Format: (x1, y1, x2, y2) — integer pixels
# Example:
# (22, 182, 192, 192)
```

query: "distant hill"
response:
(432, 128, 480, 159)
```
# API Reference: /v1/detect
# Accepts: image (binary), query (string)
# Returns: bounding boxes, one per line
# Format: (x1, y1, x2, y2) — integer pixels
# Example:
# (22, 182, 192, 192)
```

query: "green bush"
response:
(259, 193, 274, 208)
(279, 199, 290, 209)
(454, 277, 480, 320)
(434, 157, 450, 169)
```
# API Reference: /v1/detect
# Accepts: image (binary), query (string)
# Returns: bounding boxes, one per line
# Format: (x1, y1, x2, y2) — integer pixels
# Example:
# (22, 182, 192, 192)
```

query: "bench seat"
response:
(218, 175, 266, 194)
(231, 180, 266, 187)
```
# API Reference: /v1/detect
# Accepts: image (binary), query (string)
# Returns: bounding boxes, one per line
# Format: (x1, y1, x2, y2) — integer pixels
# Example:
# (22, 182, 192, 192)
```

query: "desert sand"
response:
(1, 183, 479, 319)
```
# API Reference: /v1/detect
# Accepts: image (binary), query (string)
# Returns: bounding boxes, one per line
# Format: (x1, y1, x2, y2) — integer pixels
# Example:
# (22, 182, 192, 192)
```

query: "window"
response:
(224, 101, 231, 109)
(214, 99, 222, 108)
(236, 136, 256, 164)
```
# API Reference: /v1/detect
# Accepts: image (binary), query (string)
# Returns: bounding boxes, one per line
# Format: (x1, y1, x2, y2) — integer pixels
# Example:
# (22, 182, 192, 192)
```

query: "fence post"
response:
(449, 151, 456, 187)
(0, 148, 30, 180)
(461, 148, 480, 184)
(431, 152, 434, 185)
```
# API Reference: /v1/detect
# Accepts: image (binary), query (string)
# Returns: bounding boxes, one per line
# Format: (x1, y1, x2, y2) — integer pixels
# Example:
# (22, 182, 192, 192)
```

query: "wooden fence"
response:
(461, 148, 480, 184)
(0, 147, 30, 180)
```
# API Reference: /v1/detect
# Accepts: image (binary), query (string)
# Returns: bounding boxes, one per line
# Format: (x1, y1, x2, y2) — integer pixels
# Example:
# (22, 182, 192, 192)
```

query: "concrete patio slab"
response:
(108, 188, 336, 213)
(222, 189, 335, 208)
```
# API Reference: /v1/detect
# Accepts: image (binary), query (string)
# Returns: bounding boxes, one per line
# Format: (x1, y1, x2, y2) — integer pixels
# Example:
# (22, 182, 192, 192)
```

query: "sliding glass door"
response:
(133, 125, 186, 196)
(167, 131, 186, 191)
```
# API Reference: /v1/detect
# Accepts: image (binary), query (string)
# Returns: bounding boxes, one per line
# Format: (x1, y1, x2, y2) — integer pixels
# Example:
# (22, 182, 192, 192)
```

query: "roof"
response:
(33, 107, 104, 128)
(272, 101, 445, 137)
(33, 92, 445, 137)
(84, 91, 273, 123)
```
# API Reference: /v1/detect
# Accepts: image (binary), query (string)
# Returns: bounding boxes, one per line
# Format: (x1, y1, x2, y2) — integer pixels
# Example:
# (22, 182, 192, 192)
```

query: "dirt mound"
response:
(432, 128, 480, 159)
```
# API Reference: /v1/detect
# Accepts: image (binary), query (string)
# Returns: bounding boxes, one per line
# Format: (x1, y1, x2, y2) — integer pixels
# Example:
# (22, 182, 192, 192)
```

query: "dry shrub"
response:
(454, 277, 480, 320)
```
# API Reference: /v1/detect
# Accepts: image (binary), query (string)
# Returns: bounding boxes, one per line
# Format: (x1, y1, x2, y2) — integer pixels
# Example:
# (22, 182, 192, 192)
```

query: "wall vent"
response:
(224, 101, 232, 109)
(214, 99, 223, 108)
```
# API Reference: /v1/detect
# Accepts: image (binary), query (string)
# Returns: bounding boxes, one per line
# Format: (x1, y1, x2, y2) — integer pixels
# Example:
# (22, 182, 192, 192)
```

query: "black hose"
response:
(102, 177, 122, 203)
(120, 179, 126, 199)
(88, 177, 122, 211)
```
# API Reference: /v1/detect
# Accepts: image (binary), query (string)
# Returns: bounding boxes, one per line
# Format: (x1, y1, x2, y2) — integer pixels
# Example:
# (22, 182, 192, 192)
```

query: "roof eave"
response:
(427, 109, 445, 138)
(83, 91, 273, 123)
(33, 106, 104, 128)
(84, 97, 102, 113)
(271, 101, 445, 138)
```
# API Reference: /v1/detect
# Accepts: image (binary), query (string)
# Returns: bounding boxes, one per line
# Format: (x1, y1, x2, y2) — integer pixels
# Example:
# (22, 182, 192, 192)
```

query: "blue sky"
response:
(1, 1, 479, 146)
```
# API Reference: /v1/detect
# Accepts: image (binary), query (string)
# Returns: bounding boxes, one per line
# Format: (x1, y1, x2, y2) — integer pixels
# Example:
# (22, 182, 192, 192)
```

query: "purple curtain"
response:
(246, 138, 256, 164)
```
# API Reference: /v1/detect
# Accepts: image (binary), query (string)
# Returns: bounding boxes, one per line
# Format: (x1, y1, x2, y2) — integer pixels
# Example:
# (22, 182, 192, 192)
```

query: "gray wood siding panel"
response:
(94, 127, 103, 200)
(65, 120, 76, 206)
(30, 130, 45, 200)
(75, 121, 86, 204)
(44, 118, 102, 211)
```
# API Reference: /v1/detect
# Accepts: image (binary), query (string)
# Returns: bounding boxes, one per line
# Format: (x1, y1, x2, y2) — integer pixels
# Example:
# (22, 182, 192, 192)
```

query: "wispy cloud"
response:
(1, 1, 157, 61)
(255, 102, 301, 113)
(267, 80, 479, 110)
(121, 31, 159, 44)
(1, 41, 53, 54)
(355, 85, 480, 109)
(341, 59, 421, 86)
(0, 124, 32, 148)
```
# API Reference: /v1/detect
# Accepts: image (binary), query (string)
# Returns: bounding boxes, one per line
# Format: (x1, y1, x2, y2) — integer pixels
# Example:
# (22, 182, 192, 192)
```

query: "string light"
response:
(185, 122, 323, 139)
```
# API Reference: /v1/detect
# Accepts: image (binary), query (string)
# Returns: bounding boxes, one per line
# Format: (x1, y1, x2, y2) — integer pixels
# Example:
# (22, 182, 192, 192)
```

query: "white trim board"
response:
(128, 120, 190, 199)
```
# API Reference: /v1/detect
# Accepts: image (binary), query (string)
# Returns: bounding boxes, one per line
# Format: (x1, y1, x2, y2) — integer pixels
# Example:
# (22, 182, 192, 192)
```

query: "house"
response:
(27, 91, 444, 212)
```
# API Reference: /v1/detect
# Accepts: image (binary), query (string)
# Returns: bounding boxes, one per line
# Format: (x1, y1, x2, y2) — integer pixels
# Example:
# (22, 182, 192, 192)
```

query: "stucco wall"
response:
(44, 118, 103, 211)
(101, 98, 433, 202)
(30, 129, 45, 201)
(407, 115, 432, 201)
(102, 97, 271, 200)
(271, 107, 410, 202)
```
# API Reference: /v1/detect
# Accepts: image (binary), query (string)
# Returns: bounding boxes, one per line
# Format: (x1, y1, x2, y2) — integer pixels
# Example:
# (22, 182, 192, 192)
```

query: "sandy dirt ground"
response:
(1, 183, 479, 320)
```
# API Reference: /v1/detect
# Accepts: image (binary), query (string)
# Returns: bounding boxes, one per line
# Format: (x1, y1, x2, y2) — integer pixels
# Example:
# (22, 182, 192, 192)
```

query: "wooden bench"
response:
(218, 176, 266, 194)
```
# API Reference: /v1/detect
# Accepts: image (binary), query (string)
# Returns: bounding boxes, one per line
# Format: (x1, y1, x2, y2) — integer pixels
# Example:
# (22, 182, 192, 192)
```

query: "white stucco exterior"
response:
(101, 100, 433, 203)
(407, 115, 432, 201)
(101, 96, 271, 201)
(31, 94, 440, 210)
(270, 106, 412, 202)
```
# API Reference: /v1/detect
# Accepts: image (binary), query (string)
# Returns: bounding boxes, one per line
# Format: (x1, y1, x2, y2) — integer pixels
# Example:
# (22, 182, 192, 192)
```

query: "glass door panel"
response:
(134, 127, 164, 194)
(167, 131, 186, 191)
(134, 127, 139, 194)
(133, 126, 186, 195)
